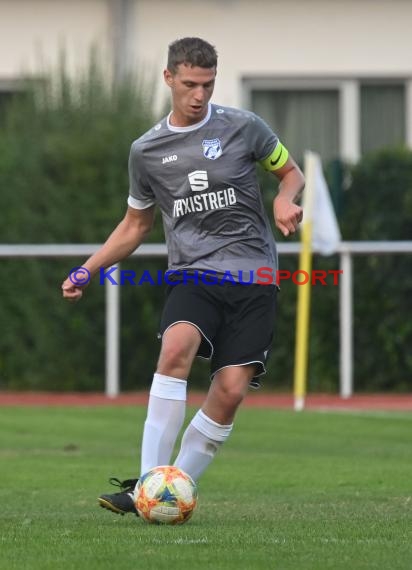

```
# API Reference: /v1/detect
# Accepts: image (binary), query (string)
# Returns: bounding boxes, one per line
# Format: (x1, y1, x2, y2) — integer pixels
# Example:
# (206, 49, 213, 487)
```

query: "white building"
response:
(1, 0, 411, 163)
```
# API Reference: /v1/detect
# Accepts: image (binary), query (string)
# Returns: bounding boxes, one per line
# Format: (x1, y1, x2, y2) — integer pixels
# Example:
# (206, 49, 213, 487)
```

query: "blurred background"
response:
(0, 0, 411, 395)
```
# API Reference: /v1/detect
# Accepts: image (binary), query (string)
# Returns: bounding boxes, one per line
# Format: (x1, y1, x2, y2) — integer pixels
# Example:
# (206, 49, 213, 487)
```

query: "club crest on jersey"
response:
(202, 138, 222, 160)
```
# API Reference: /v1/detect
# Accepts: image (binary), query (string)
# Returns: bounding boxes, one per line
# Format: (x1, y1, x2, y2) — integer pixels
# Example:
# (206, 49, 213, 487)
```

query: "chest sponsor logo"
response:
(202, 138, 222, 160)
(172, 170, 236, 218)
(162, 154, 178, 164)
(188, 170, 209, 191)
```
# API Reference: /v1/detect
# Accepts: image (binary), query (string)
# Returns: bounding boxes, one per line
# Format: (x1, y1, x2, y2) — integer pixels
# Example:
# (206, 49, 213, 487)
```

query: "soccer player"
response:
(62, 37, 304, 515)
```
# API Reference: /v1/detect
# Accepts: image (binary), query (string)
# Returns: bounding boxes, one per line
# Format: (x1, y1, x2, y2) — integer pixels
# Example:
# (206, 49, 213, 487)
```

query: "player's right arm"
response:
(61, 205, 155, 302)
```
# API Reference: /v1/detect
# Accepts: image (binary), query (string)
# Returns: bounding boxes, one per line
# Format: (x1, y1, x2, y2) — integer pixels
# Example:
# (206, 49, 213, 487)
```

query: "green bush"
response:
(0, 60, 165, 390)
(340, 148, 412, 390)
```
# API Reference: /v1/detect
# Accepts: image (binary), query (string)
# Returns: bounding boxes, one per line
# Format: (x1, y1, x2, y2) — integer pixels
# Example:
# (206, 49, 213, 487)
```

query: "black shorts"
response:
(159, 282, 277, 386)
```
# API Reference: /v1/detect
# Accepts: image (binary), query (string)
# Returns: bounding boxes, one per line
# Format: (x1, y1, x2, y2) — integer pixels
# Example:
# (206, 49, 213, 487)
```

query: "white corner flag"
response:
(293, 151, 341, 412)
(302, 151, 341, 255)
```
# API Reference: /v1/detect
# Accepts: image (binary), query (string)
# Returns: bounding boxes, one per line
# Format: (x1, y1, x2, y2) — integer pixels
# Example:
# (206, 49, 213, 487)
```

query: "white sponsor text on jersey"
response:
(173, 187, 237, 218)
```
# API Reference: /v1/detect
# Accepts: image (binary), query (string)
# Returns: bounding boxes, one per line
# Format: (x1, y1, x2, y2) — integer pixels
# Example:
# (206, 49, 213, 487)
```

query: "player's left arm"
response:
(260, 142, 305, 237)
(272, 155, 305, 237)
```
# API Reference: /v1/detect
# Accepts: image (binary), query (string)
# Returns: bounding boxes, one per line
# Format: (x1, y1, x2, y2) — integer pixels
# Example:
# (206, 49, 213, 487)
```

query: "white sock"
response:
(174, 410, 233, 482)
(140, 373, 187, 476)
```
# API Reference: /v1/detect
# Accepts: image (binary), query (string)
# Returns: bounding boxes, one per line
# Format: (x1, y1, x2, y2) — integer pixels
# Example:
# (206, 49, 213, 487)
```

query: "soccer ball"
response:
(135, 465, 198, 525)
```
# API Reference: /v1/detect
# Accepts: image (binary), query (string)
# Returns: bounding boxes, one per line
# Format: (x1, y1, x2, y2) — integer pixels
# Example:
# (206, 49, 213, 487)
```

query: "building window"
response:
(360, 83, 405, 155)
(0, 80, 27, 123)
(252, 89, 339, 164)
(244, 77, 410, 164)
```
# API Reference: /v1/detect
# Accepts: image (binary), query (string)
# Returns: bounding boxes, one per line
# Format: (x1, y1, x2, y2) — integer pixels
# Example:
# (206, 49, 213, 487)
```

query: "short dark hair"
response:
(167, 37, 218, 74)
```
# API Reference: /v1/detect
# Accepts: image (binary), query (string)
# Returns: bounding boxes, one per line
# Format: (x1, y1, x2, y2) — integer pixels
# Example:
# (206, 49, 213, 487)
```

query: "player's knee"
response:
(157, 342, 194, 375)
(212, 369, 254, 412)
(216, 382, 246, 409)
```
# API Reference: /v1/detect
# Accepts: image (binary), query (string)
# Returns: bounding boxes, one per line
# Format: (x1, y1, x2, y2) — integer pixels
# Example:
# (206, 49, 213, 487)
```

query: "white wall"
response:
(132, 0, 412, 110)
(0, 0, 110, 77)
(1, 0, 411, 110)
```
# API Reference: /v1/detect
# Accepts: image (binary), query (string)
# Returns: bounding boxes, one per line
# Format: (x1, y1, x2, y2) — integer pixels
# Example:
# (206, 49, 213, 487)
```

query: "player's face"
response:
(164, 64, 216, 127)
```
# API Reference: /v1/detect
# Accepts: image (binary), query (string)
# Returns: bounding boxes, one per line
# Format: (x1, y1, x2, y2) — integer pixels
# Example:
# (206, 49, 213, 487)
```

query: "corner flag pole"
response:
(293, 151, 315, 411)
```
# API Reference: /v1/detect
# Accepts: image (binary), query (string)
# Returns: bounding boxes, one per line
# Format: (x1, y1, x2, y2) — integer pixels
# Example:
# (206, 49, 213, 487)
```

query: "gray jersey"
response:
(128, 103, 281, 282)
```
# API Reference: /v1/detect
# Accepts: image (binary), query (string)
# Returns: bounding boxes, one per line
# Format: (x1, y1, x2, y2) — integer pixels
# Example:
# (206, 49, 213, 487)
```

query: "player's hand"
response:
(61, 277, 85, 302)
(61, 267, 91, 302)
(274, 196, 303, 237)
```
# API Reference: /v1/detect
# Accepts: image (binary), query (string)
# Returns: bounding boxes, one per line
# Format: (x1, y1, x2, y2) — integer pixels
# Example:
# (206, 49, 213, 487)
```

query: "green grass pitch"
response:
(0, 405, 411, 569)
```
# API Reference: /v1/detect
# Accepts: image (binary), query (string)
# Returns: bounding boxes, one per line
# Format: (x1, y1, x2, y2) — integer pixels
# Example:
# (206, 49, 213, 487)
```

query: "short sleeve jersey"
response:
(128, 103, 282, 281)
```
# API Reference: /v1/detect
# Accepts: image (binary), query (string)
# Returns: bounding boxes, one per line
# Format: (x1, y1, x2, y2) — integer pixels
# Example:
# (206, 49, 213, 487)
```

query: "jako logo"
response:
(162, 154, 177, 164)
(188, 170, 209, 192)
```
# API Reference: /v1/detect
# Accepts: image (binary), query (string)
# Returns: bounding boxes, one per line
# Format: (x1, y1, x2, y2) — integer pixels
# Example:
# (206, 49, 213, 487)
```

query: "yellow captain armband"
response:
(260, 142, 289, 172)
